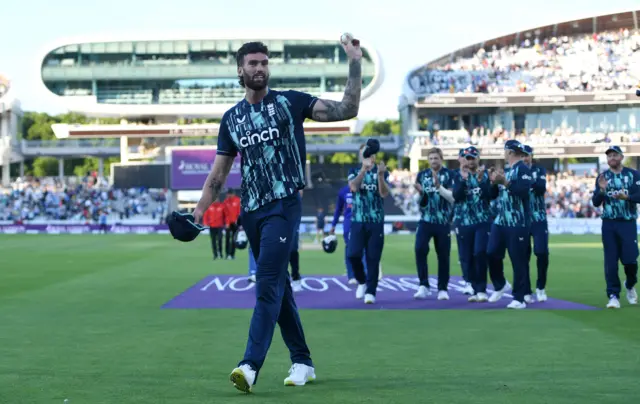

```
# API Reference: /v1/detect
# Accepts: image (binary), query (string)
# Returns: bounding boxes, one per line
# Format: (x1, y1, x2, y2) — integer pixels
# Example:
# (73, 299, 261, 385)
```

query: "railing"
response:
(22, 139, 121, 148)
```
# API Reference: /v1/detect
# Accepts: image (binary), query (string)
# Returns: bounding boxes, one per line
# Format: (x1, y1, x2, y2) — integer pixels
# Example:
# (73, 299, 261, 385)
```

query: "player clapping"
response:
(591, 145, 639, 309)
(452, 146, 492, 302)
(413, 148, 455, 300)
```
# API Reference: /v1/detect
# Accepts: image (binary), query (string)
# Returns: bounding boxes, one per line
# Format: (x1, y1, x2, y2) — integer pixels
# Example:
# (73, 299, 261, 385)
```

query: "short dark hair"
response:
(236, 42, 269, 88)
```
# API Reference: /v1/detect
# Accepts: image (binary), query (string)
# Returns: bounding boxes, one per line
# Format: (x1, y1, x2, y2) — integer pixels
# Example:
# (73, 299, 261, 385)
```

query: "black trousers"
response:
(210, 228, 223, 258)
(225, 223, 238, 258)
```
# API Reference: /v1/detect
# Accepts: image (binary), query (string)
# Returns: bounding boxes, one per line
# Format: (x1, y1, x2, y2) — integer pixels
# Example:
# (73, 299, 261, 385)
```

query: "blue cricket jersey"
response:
(452, 170, 491, 226)
(331, 185, 353, 228)
(592, 167, 640, 220)
(529, 164, 547, 222)
(348, 166, 389, 223)
(416, 167, 455, 225)
(490, 161, 533, 228)
(216, 89, 317, 212)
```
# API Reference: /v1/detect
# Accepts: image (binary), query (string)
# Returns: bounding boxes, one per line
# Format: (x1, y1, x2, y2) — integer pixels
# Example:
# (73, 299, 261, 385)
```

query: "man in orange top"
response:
(204, 197, 227, 259)
(224, 189, 242, 259)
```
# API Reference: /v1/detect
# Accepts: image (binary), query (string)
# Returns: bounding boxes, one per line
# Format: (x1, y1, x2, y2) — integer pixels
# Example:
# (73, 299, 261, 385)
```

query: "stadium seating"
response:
(414, 29, 640, 94)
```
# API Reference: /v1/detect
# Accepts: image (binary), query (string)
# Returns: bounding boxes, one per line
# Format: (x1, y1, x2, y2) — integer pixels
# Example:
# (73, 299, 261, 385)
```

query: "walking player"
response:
(453, 148, 473, 294)
(523, 145, 549, 302)
(347, 143, 390, 304)
(591, 145, 640, 309)
(452, 146, 492, 302)
(194, 35, 364, 392)
(413, 147, 455, 300)
(330, 183, 367, 284)
(486, 140, 533, 309)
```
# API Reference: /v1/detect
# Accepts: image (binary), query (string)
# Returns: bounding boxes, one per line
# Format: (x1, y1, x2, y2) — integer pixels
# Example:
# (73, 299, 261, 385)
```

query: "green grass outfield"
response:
(1, 234, 639, 404)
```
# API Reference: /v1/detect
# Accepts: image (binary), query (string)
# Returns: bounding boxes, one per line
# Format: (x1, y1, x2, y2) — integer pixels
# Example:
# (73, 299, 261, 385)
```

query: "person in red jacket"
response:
(224, 189, 242, 259)
(204, 197, 227, 259)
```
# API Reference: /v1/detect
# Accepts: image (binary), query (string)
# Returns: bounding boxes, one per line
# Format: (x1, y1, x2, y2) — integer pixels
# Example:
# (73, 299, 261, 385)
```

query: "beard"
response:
(243, 72, 269, 91)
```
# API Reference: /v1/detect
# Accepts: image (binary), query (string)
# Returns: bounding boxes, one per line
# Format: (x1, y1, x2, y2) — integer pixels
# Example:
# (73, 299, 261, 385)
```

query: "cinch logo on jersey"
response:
(607, 188, 629, 198)
(466, 187, 482, 195)
(239, 127, 280, 148)
(360, 183, 378, 191)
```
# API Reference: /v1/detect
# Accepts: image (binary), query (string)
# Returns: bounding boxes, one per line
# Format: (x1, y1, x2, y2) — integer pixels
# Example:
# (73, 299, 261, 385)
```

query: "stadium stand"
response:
(412, 29, 640, 95)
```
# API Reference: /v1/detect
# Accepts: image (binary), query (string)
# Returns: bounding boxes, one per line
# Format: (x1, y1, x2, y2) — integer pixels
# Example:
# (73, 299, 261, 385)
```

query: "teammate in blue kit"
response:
(522, 145, 550, 303)
(486, 140, 533, 309)
(413, 147, 455, 301)
(453, 148, 473, 295)
(591, 145, 640, 309)
(347, 144, 390, 304)
(452, 146, 492, 303)
(330, 184, 368, 284)
(193, 35, 364, 392)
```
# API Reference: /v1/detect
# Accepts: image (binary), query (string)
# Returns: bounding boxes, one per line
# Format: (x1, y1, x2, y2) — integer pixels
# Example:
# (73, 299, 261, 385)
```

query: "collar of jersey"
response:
(241, 88, 272, 107)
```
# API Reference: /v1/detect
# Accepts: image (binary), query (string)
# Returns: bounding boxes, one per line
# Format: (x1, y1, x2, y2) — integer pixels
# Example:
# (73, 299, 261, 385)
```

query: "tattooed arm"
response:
(311, 59, 362, 122)
(194, 156, 235, 224)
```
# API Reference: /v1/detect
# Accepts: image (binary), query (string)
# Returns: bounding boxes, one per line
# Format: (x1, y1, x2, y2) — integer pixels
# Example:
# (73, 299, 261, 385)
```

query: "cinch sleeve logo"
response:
(607, 189, 629, 197)
(239, 127, 280, 148)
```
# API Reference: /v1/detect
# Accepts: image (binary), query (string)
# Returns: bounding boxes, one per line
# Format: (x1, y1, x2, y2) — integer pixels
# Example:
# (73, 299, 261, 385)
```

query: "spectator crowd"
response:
(410, 29, 640, 95)
(0, 174, 168, 224)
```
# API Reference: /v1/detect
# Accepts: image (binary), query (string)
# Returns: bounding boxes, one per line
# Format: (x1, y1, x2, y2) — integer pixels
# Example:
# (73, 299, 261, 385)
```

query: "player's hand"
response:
(193, 203, 206, 225)
(477, 165, 486, 181)
(598, 174, 608, 191)
(432, 170, 441, 188)
(614, 193, 629, 200)
(329, 227, 336, 235)
(340, 32, 362, 61)
(362, 157, 374, 171)
(377, 161, 387, 173)
(459, 168, 469, 180)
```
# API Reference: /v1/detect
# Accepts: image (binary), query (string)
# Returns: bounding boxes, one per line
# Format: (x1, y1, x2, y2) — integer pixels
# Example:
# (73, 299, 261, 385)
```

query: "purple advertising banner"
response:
(0, 224, 169, 234)
(171, 148, 242, 190)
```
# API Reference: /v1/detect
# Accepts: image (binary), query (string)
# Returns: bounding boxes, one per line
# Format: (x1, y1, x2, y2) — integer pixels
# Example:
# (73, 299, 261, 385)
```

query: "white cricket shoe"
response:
(413, 285, 432, 299)
(536, 288, 548, 302)
(291, 280, 303, 293)
(476, 292, 489, 302)
(348, 278, 357, 285)
(489, 285, 508, 303)
(606, 296, 620, 309)
(625, 283, 638, 305)
(524, 295, 535, 304)
(230, 364, 256, 393)
(468, 294, 478, 302)
(355, 284, 367, 299)
(248, 274, 256, 283)
(284, 363, 316, 386)
(507, 300, 527, 309)
(364, 294, 376, 304)
(462, 282, 474, 295)
(437, 291, 450, 300)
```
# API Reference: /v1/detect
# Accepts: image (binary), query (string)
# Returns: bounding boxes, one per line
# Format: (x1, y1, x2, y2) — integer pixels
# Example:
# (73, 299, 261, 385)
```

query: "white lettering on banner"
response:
(230, 278, 254, 291)
(301, 278, 328, 292)
(202, 277, 233, 291)
(382, 279, 411, 292)
(324, 277, 351, 291)
(376, 279, 398, 292)
(398, 277, 420, 290)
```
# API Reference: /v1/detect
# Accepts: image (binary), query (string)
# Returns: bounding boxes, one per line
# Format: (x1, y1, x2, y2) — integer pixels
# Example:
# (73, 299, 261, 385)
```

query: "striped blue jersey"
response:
(348, 166, 389, 223)
(592, 167, 640, 220)
(491, 161, 533, 228)
(452, 170, 491, 226)
(416, 167, 454, 225)
(529, 164, 547, 222)
(217, 90, 317, 212)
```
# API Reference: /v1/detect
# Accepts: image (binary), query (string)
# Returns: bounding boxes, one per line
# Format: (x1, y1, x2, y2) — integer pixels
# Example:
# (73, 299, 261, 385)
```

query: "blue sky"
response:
(1, 0, 638, 119)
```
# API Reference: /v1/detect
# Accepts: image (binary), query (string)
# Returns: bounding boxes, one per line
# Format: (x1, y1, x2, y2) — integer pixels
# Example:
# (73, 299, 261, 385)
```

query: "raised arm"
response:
(310, 35, 362, 122)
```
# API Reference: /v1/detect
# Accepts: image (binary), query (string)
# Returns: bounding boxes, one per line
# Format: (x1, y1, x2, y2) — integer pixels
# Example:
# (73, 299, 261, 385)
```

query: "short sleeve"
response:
(633, 169, 640, 186)
(348, 168, 358, 181)
(445, 170, 455, 188)
(216, 113, 238, 157)
(286, 90, 319, 120)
